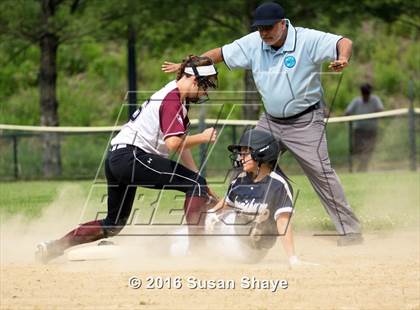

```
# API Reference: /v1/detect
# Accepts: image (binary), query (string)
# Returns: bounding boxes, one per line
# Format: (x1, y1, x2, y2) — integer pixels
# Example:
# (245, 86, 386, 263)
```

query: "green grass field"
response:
(0, 171, 419, 232)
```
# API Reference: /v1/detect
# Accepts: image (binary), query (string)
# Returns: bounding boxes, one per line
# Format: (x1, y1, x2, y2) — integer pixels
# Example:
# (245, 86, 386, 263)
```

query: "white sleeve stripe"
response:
(163, 131, 186, 139)
(269, 171, 293, 202)
(221, 46, 232, 70)
(225, 196, 234, 206)
(274, 207, 294, 220)
(335, 36, 344, 60)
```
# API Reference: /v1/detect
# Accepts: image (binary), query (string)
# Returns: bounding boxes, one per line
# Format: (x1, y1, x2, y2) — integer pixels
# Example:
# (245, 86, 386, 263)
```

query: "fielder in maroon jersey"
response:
(35, 55, 218, 263)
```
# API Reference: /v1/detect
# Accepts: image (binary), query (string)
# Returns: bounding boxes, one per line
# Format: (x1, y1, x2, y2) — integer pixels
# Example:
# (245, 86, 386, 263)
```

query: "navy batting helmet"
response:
(228, 129, 280, 167)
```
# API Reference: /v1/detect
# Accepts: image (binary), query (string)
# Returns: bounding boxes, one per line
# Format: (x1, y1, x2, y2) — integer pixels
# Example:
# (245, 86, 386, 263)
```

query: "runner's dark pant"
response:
(58, 145, 208, 249)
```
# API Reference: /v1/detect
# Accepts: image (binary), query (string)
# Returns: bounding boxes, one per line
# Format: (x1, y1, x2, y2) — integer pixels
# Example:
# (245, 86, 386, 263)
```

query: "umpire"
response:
(163, 2, 362, 245)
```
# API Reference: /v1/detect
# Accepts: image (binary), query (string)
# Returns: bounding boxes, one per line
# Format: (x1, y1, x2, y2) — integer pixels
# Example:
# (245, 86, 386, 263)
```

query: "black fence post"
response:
(348, 121, 353, 173)
(199, 106, 206, 178)
(232, 125, 237, 145)
(127, 23, 137, 120)
(12, 135, 19, 179)
(408, 80, 417, 171)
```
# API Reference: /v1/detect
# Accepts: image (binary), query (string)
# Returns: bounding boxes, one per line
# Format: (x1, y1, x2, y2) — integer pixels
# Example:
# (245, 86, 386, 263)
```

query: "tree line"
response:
(0, 0, 418, 177)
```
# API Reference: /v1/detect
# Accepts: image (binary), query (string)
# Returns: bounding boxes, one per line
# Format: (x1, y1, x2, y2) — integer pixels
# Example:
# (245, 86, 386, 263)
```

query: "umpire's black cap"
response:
(252, 2, 285, 27)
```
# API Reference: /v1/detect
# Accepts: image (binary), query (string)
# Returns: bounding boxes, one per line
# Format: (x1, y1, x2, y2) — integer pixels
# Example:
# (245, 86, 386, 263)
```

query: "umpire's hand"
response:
(328, 58, 349, 72)
(162, 61, 181, 73)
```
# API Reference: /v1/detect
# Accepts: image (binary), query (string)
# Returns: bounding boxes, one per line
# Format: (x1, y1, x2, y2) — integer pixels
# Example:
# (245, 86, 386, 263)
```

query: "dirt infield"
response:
(1, 230, 419, 310)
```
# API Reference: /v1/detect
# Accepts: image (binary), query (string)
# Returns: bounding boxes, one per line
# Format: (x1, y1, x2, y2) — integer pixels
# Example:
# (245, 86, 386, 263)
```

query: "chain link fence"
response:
(0, 107, 418, 180)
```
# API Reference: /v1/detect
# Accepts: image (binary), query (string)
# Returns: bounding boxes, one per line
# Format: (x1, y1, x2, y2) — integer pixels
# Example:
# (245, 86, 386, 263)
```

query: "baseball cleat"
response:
(337, 233, 364, 246)
(35, 240, 64, 264)
(97, 240, 114, 246)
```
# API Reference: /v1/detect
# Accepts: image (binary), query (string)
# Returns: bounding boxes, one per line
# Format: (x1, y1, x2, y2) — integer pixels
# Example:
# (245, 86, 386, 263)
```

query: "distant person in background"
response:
(345, 83, 384, 171)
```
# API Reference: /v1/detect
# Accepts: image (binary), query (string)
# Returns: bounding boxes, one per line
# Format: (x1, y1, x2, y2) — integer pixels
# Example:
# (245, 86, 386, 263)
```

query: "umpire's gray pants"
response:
(256, 108, 361, 235)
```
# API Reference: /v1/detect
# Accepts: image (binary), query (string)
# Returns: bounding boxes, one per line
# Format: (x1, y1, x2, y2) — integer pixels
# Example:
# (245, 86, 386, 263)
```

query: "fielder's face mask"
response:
(184, 64, 218, 104)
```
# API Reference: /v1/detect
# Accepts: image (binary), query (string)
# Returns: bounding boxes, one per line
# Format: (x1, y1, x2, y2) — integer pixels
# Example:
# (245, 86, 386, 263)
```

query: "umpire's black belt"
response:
(267, 102, 320, 122)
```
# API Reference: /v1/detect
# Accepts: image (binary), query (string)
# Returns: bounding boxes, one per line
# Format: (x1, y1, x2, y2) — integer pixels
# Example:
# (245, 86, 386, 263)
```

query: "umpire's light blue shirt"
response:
(222, 20, 342, 118)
